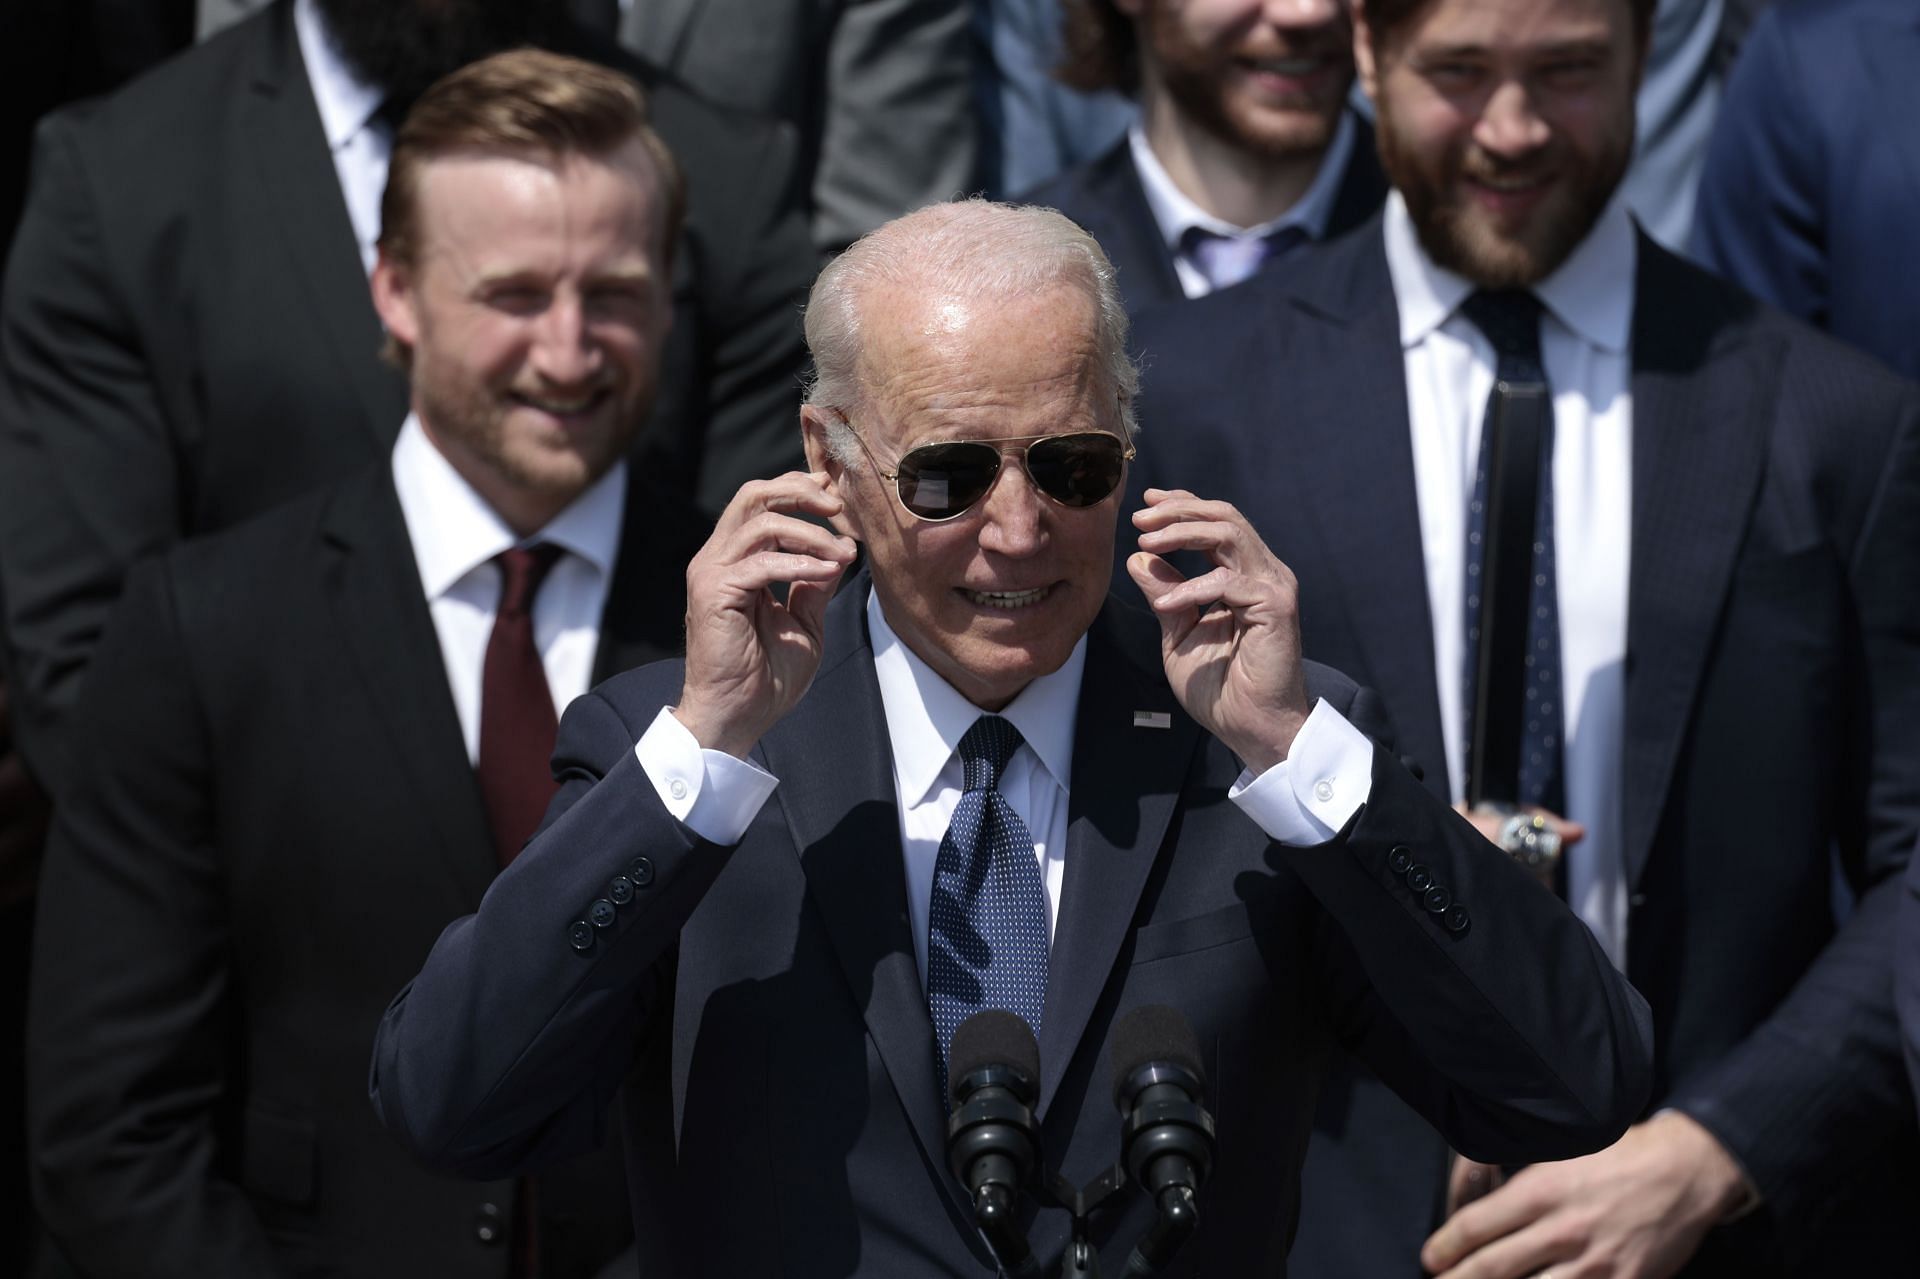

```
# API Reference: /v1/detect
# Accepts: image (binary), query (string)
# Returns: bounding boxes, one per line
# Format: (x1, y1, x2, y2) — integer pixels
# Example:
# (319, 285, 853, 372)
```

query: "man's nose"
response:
(1474, 80, 1551, 159)
(976, 457, 1045, 558)
(1265, 0, 1345, 32)
(529, 295, 601, 384)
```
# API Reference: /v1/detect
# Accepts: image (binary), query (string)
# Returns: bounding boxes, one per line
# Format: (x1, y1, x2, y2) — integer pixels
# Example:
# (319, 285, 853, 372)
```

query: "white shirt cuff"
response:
(633, 707, 779, 846)
(1228, 698, 1376, 845)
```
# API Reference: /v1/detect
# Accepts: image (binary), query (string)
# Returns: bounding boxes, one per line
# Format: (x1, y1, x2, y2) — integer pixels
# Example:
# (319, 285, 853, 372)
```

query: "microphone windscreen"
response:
(1109, 1004, 1206, 1109)
(948, 1010, 1041, 1104)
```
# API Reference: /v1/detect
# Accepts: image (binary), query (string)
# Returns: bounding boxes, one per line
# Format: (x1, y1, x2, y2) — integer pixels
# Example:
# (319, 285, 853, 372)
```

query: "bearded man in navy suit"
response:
(1126, 0, 1920, 1272)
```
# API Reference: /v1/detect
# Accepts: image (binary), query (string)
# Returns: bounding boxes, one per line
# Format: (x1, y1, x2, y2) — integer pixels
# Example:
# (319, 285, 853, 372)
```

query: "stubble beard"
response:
(1374, 96, 1633, 288)
(1149, 14, 1351, 162)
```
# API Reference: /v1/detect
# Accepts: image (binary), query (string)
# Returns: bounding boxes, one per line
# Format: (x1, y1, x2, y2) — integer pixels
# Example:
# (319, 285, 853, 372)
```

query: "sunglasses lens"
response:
(895, 442, 1002, 520)
(1025, 433, 1128, 507)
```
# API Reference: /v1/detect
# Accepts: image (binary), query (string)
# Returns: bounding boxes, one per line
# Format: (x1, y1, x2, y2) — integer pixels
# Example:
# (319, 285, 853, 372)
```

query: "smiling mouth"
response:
(962, 586, 1053, 609)
(1243, 55, 1330, 76)
(513, 389, 609, 416)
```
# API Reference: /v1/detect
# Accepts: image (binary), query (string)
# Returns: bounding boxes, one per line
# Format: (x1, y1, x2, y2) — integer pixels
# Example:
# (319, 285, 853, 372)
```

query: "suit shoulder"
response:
(1020, 138, 1131, 223)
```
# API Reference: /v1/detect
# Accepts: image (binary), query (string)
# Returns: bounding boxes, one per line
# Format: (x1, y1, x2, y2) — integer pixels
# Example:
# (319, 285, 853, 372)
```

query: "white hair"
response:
(802, 199, 1141, 439)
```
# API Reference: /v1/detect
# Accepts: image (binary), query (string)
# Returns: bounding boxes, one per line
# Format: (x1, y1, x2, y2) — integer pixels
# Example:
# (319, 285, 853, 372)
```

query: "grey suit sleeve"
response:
(27, 560, 290, 1279)
(370, 684, 728, 1178)
(0, 111, 185, 795)
(811, 0, 977, 254)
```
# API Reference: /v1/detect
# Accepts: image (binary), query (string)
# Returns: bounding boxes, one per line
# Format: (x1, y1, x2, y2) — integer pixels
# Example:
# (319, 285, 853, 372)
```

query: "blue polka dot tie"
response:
(926, 715, 1049, 1104)
(1460, 289, 1566, 818)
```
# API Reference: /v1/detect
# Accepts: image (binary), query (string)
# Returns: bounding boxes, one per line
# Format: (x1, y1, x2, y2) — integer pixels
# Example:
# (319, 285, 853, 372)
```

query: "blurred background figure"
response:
(1023, 0, 1386, 314)
(975, 0, 1136, 196)
(619, 0, 979, 256)
(1690, 0, 1920, 381)
(26, 49, 704, 1279)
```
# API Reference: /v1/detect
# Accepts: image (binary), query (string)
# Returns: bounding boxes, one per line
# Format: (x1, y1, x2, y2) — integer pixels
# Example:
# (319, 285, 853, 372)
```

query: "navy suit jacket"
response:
(372, 577, 1652, 1276)
(1691, 0, 1920, 381)
(1128, 219, 1920, 1274)
(1020, 112, 1388, 316)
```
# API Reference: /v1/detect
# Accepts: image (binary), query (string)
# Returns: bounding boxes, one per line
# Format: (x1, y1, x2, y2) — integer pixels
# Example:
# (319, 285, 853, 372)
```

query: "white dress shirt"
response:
(390, 415, 627, 765)
(1384, 191, 1635, 966)
(294, 0, 389, 277)
(1130, 110, 1358, 299)
(633, 585, 1379, 990)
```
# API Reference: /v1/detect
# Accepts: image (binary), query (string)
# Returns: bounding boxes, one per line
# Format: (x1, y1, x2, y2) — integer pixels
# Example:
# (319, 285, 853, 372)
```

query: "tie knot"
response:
(958, 715, 1024, 793)
(1459, 290, 1545, 368)
(494, 544, 563, 616)
(1180, 225, 1305, 292)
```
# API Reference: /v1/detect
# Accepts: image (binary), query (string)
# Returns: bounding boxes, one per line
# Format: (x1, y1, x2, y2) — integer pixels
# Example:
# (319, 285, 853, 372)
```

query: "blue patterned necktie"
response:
(1460, 289, 1565, 817)
(926, 715, 1049, 1104)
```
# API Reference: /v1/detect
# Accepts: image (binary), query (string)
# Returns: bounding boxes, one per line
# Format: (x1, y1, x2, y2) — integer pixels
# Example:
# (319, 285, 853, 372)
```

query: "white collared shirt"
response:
(294, 0, 389, 276)
(1384, 191, 1635, 966)
(1130, 110, 1358, 299)
(391, 415, 627, 764)
(633, 585, 1379, 990)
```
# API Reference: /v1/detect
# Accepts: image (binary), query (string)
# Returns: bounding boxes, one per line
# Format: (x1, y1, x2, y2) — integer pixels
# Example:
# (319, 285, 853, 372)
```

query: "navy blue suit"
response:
(1020, 113, 1388, 315)
(1691, 0, 1920, 381)
(371, 578, 1651, 1276)
(1128, 219, 1920, 1275)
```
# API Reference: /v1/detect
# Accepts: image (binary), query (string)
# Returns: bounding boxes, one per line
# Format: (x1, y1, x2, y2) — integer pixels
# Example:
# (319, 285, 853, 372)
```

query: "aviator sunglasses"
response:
(831, 412, 1136, 523)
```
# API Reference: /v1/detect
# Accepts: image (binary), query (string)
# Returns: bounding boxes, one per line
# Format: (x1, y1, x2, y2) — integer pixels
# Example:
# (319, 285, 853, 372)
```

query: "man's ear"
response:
(799, 405, 862, 542)
(370, 250, 420, 350)
(1353, 0, 1381, 103)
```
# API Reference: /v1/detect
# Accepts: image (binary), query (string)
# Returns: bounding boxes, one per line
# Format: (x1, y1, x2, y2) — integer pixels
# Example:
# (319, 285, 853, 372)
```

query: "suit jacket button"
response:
(628, 856, 655, 887)
(608, 875, 635, 905)
(1387, 845, 1414, 875)
(589, 899, 617, 929)
(1444, 905, 1471, 934)
(475, 1202, 504, 1245)
(568, 920, 595, 952)
(1405, 864, 1434, 893)
(1423, 885, 1452, 913)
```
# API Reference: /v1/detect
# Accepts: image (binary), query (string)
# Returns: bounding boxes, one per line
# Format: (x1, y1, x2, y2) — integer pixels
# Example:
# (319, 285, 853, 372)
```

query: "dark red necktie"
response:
(477, 544, 565, 868)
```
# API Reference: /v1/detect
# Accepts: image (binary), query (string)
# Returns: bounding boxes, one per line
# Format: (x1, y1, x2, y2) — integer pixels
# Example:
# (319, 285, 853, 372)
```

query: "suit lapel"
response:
(322, 468, 496, 901)
(245, 3, 407, 451)
(1082, 143, 1185, 313)
(618, 0, 700, 70)
(1621, 243, 1775, 887)
(1265, 228, 1451, 795)
(757, 581, 952, 1183)
(1037, 600, 1202, 1114)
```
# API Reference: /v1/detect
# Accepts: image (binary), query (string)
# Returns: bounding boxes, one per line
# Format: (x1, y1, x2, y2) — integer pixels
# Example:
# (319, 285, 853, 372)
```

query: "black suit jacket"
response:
(369, 576, 1653, 1276)
(0, 0, 814, 792)
(1128, 220, 1920, 1274)
(25, 462, 706, 1278)
(1020, 113, 1388, 315)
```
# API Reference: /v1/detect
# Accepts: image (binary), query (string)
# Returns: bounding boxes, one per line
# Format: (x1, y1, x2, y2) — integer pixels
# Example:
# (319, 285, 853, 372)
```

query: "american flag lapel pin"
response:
(1133, 710, 1172, 729)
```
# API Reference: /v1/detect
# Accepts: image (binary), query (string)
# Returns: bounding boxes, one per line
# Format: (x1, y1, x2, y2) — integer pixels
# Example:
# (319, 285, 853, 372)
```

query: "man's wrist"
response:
(670, 702, 759, 761)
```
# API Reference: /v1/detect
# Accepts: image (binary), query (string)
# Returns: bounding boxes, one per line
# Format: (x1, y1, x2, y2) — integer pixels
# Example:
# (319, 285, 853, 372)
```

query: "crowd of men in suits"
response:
(2, 0, 1919, 1276)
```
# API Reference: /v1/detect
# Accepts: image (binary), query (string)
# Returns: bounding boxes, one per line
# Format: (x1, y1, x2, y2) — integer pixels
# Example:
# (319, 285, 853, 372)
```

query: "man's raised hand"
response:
(1127, 488, 1314, 775)
(673, 472, 858, 758)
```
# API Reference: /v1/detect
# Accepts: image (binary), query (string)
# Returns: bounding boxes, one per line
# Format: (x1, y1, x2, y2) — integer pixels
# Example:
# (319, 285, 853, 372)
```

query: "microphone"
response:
(1110, 1005, 1216, 1276)
(946, 1010, 1043, 1279)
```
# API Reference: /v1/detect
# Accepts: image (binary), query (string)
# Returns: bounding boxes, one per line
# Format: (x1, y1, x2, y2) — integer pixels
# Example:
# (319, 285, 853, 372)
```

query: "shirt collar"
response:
(1383, 189, 1637, 354)
(867, 589, 1085, 808)
(1130, 109, 1358, 250)
(390, 413, 627, 601)
(294, 0, 386, 152)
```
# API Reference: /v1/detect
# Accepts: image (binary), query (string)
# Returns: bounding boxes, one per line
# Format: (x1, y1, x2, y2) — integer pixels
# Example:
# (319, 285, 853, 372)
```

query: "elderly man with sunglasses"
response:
(372, 199, 1652, 1277)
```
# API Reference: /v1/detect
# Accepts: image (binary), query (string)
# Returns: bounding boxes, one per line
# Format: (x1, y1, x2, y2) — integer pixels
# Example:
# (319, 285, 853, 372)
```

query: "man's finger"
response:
(1422, 1175, 1555, 1272)
(715, 553, 851, 602)
(716, 471, 843, 532)
(784, 571, 843, 644)
(1142, 565, 1275, 620)
(727, 510, 857, 564)
(1132, 489, 1250, 532)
